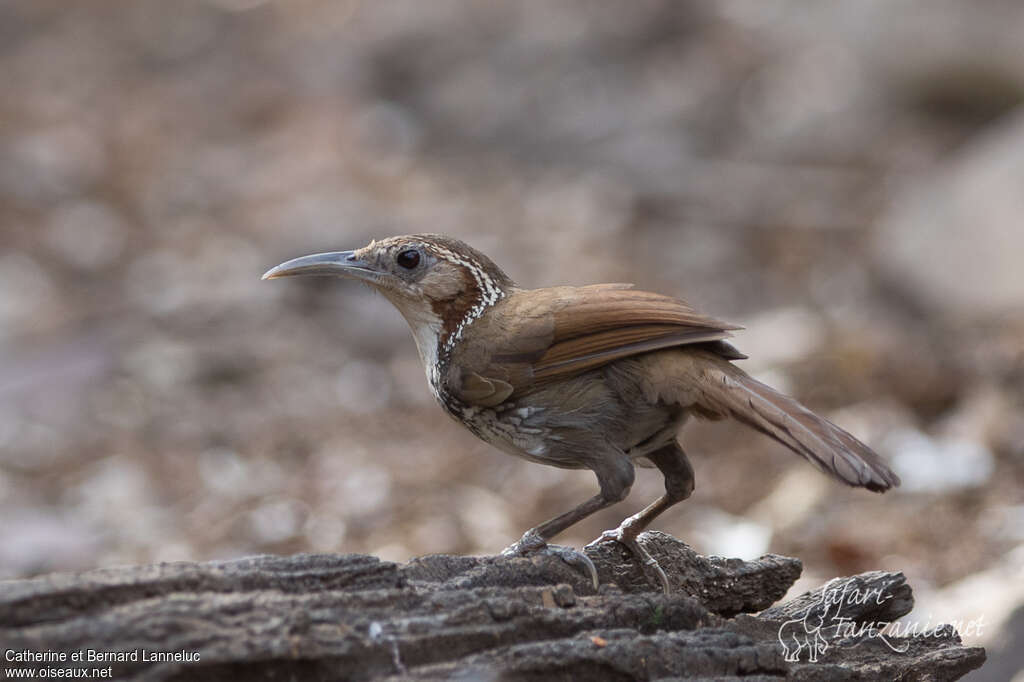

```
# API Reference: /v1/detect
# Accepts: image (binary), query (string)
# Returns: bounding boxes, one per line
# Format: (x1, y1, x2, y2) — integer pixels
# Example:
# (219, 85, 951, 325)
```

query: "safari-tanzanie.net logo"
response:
(777, 578, 984, 663)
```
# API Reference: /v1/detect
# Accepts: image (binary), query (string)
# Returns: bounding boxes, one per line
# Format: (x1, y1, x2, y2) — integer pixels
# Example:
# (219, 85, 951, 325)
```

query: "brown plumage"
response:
(446, 280, 896, 491)
(263, 234, 899, 593)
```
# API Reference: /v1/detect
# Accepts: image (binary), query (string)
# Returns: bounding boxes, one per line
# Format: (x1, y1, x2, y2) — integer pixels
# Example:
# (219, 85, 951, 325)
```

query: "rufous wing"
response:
(533, 285, 741, 380)
(450, 284, 743, 406)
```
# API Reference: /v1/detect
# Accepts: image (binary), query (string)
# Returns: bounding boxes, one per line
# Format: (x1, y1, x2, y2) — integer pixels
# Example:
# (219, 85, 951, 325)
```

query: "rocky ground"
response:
(1, 2, 1022, 679)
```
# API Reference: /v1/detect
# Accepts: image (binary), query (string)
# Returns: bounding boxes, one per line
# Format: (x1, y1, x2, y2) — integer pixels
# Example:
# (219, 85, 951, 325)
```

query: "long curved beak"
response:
(261, 251, 377, 282)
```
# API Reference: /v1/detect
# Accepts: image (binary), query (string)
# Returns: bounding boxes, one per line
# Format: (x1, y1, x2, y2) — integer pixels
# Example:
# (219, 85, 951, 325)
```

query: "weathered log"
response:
(0, 532, 985, 681)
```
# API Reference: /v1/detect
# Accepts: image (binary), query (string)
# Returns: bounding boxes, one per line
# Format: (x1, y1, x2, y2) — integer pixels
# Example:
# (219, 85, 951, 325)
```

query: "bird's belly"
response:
(444, 401, 560, 463)
(435, 363, 686, 468)
(440, 396, 683, 472)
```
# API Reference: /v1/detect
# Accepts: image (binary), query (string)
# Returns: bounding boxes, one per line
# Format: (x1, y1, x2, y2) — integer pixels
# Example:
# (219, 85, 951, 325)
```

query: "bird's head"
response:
(262, 234, 515, 363)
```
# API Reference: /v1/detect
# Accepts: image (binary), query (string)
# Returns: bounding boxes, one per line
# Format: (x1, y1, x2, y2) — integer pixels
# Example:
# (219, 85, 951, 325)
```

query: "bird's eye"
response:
(396, 249, 421, 269)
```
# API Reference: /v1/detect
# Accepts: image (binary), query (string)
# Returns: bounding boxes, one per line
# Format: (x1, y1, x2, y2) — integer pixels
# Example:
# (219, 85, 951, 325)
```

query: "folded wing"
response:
(451, 284, 743, 405)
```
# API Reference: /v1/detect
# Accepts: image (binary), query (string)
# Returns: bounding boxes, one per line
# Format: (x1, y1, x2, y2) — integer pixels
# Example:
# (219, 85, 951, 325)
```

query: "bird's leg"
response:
(587, 441, 694, 593)
(503, 456, 634, 589)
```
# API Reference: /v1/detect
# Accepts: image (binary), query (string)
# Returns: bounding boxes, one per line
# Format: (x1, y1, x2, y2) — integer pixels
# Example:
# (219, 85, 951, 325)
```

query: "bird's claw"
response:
(502, 534, 599, 590)
(586, 529, 670, 594)
(547, 544, 600, 590)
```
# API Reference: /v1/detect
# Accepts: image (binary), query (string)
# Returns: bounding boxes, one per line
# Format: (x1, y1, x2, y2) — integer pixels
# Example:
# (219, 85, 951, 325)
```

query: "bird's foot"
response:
(502, 530, 599, 590)
(586, 528, 670, 594)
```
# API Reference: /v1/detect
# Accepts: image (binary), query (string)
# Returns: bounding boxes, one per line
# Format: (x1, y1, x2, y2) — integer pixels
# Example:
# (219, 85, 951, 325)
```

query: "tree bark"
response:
(0, 532, 985, 681)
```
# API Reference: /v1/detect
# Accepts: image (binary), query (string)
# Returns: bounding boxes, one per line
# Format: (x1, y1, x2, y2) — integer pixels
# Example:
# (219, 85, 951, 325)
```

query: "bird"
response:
(262, 234, 900, 593)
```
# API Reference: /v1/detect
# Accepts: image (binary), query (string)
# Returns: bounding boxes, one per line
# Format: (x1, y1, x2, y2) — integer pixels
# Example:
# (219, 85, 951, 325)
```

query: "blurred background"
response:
(1, 1, 1021, 677)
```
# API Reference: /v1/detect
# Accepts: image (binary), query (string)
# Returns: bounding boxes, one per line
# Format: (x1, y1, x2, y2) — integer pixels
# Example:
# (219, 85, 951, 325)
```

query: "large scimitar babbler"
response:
(263, 234, 899, 592)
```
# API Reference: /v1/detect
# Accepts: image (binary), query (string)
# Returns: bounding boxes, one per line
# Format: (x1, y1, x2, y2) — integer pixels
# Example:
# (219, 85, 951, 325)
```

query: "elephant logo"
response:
(778, 608, 831, 662)
(777, 579, 844, 663)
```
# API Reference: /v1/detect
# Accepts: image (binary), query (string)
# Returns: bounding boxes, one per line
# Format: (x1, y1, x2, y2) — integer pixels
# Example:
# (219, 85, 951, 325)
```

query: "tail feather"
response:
(702, 366, 900, 492)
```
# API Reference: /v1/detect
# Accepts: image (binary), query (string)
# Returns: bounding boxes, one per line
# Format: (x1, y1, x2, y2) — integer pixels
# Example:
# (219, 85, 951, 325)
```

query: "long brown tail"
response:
(700, 364, 900, 492)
